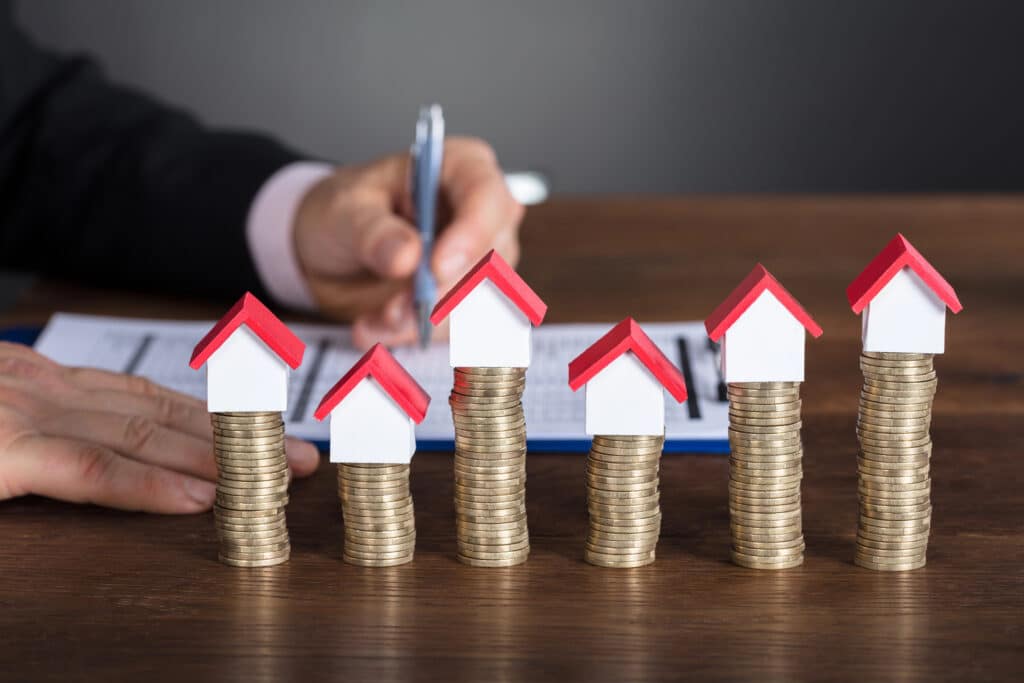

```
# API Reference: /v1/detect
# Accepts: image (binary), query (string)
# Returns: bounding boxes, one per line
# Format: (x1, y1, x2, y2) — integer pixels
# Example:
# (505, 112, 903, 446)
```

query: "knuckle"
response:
(125, 375, 160, 397)
(137, 466, 167, 502)
(122, 415, 158, 452)
(75, 444, 116, 487)
(152, 394, 189, 426)
(0, 356, 47, 382)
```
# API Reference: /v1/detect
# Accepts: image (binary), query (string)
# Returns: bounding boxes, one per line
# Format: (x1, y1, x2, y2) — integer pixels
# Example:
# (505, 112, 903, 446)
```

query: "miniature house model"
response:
(847, 234, 963, 354)
(568, 318, 688, 436)
(704, 264, 823, 383)
(190, 292, 306, 412)
(430, 250, 547, 367)
(313, 344, 430, 463)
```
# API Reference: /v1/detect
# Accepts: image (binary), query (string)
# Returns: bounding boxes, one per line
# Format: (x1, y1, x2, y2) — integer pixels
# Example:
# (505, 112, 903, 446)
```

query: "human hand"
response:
(0, 343, 319, 514)
(293, 137, 524, 348)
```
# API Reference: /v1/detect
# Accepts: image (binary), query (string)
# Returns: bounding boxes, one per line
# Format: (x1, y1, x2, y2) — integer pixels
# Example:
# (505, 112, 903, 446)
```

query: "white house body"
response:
(721, 290, 806, 383)
(206, 326, 289, 412)
(862, 267, 947, 353)
(585, 353, 665, 436)
(449, 280, 532, 368)
(328, 377, 416, 463)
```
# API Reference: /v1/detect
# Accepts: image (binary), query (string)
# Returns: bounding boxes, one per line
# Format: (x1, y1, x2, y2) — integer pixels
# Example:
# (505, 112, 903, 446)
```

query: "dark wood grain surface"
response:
(1, 196, 1021, 682)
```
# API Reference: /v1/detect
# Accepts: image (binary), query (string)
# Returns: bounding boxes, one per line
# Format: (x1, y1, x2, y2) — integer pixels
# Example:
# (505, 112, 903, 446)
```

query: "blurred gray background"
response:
(13, 0, 1024, 194)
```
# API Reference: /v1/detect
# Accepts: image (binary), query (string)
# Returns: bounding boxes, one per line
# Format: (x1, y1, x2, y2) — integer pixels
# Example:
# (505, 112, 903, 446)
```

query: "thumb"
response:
(348, 206, 422, 279)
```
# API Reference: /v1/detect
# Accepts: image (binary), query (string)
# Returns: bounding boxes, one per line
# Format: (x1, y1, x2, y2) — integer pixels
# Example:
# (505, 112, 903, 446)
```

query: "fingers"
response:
(285, 437, 321, 477)
(61, 373, 320, 478)
(42, 410, 219, 481)
(349, 289, 448, 350)
(347, 204, 422, 279)
(309, 273, 407, 321)
(5, 433, 216, 514)
(433, 137, 524, 282)
(86, 391, 320, 477)
(86, 389, 211, 440)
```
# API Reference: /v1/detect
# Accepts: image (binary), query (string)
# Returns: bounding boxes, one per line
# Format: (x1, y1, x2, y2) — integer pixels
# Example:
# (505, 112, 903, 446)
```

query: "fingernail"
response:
(286, 438, 320, 472)
(183, 478, 216, 508)
(439, 251, 469, 281)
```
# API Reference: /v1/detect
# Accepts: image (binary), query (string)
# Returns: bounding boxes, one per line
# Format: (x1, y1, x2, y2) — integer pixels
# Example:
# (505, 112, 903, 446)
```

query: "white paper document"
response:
(34, 313, 729, 452)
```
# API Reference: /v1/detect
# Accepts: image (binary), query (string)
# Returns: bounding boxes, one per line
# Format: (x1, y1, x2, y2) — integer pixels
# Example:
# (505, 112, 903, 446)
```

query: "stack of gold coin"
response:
(727, 382, 805, 569)
(337, 463, 416, 567)
(449, 367, 529, 567)
(855, 351, 935, 571)
(210, 411, 290, 567)
(584, 435, 664, 568)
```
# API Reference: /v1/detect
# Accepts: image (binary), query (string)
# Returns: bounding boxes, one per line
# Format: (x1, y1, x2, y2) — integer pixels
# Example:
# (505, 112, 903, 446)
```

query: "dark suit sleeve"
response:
(0, 8, 302, 302)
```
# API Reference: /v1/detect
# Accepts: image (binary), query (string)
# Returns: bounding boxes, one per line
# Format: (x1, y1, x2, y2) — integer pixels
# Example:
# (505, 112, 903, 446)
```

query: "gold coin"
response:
(219, 543, 291, 560)
(731, 528, 803, 544)
(730, 469, 803, 485)
(584, 545, 657, 561)
(727, 388, 801, 399)
(856, 535, 928, 551)
(454, 483, 525, 498)
(588, 498, 660, 515)
(856, 526, 930, 543)
(340, 463, 409, 472)
(453, 476, 528, 491)
(730, 550, 803, 569)
(729, 420, 802, 435)
(729, 499, 802, 514)
(853, 556, 926, 571)
(457, 529, 529, 545)
(216, 483, 289, 498)
(457, 552, 529, 568)
(729, 444, 804, 458)
(588, 515, 661, 532)
(343, 555, 414, 567)
(728, 435, 803, 450)
(858, 449, 931, 464)
(588, 446, 663, 459)
(731, 520, 803, 535)
(212, 411, 282, 423)
(729, 400, 802, 413)
(731, 539, 805, 556)
(343, 548, 417, 562)
(594, 434, 665, 444)
(219, 554, 289, 568)
(458, 539, 531, 555)
(584, 554, 655, 568)
(213, 425, 285, 438)
(344, 535, 417, 552)
(456, 500, 527, 515)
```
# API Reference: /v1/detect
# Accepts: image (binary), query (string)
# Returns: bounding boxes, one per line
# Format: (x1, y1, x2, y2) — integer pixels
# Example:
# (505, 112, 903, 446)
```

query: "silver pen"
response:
(410, 104, 444, 348)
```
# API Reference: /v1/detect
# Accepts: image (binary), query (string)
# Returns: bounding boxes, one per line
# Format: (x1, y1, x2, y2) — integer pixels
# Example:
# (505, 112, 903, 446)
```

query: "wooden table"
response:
(1, 197, 1021, 682)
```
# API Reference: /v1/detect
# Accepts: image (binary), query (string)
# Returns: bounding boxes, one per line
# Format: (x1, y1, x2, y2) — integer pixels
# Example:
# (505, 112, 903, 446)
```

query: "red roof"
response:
(430, 250, 547, 326)
(846, 233, 963, 314)
(313, 344, 430, 423)
(189, 292, 305, 370)
(567, 318, 688, 403)
(704, 264, 823, 342)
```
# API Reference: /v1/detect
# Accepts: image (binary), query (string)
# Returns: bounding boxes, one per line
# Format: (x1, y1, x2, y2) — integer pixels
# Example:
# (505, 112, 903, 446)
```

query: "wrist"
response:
(246, 162, 334, 311)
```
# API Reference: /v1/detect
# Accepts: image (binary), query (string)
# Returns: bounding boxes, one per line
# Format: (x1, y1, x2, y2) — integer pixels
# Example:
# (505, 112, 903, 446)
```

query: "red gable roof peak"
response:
(430, 249, 547, 326)
(313, 343, 430, 423)
(567, 318, 688, 403)
(189, 292, 305, 370)
(704, 264, 823, 342)
(846, 233, 963, 314)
